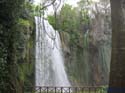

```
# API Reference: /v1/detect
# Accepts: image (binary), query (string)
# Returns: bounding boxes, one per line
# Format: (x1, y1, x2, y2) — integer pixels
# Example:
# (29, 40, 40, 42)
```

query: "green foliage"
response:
(0, 44, 8, 91)
(22, 2, 37, 18)
(47, 3, 91, 47)
(18, 18, 30, 26)
(48, 4, 81, 45)
(13, 17, 35, 91)
(48, 15, 56, 29)
(0, 0, 35, 92)
(33, 5, 44, 17)
(0, 0, 25, 26)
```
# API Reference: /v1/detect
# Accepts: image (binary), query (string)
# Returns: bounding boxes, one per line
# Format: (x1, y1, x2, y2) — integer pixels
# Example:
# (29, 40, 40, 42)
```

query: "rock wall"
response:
(14, 18, 35, 92)
(60, 3, 111, 86)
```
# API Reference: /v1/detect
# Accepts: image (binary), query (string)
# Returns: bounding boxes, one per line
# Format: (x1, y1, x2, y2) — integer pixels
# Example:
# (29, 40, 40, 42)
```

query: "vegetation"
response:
(47, 3, 90, 46)
(0, 0, 35, 93)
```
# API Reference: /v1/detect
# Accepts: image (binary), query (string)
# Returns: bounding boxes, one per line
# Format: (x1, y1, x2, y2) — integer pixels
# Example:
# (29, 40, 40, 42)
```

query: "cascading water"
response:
(35, 17, 70, 87)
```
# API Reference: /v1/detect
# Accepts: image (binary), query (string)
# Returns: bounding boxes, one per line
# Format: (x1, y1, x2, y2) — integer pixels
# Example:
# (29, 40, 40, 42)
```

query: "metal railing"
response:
(24, 86, 107, 93)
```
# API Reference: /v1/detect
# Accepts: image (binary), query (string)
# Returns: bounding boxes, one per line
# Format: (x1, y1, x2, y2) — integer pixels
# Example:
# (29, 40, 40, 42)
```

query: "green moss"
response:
(18, 18, 30, 26)
(18, 64, 25, 81)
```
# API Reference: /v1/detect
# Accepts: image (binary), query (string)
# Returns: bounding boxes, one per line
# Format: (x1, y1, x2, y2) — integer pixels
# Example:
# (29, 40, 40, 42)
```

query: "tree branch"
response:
(41, 0, 56, 10)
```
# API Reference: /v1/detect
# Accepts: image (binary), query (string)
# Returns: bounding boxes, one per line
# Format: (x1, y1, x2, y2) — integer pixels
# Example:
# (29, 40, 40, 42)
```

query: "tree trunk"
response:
(108, 0, 125, 93)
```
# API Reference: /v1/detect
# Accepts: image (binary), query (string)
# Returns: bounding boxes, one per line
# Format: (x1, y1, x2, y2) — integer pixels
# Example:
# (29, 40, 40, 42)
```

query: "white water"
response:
(35, 17, 70, 87)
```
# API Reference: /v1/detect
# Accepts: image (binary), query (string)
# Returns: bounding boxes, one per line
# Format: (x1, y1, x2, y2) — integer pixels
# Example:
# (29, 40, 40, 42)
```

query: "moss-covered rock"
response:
(0, 1, 35, 92)
(13, 18, 35, 92)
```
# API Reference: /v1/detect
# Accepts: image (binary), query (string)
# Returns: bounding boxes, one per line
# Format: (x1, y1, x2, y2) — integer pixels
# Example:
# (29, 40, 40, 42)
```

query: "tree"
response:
(48, 4, 81, 45)
(108, 0, 125, 93)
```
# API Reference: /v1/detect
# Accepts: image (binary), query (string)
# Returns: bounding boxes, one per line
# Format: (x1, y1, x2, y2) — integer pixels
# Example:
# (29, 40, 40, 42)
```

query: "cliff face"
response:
(0, 17, 35, 93)
(14, 18, 35, 91)
(60, 3, 111, 86)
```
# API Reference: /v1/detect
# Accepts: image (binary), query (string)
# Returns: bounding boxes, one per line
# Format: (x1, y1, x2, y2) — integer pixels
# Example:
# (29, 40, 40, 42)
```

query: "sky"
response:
(34, 0, 80, 15)
(65, 0, 79, 7)
(65, 0, 100, 6)
(34, 0, 80, 6)
(34, 0, 100, 6)
(34, 0, 100, 15)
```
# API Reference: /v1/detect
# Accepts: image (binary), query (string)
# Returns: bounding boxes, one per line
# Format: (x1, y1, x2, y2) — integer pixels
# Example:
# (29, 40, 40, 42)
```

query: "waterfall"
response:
(35, 17, 70, 87)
